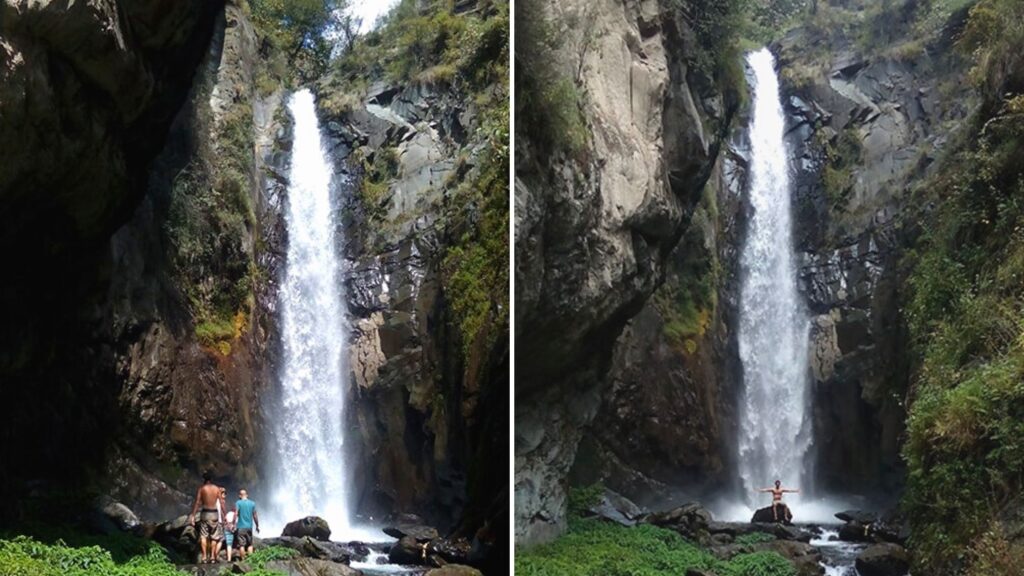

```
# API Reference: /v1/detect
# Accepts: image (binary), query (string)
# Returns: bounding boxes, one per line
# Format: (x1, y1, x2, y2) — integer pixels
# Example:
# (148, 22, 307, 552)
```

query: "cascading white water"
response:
(266, 88, 351, 534)
(736, 48, 812, 504)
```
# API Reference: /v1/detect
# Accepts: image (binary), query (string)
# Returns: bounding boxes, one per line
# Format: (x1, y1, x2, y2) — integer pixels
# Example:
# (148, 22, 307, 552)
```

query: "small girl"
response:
(223, 510, 237, 562)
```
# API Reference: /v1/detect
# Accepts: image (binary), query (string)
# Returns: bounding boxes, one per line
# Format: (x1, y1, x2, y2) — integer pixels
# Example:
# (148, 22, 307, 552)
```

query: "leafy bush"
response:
(246, 545, 299, 569)
(735, 532, 777, 546)
(0, 536, 185, 576)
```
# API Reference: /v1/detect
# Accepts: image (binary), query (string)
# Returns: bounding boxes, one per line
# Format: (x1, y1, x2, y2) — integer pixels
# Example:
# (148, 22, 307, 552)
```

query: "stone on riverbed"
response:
(383, 523, 439, 542)
(259, 536, 358, 563)
(388, 536, 425, 564)
(855, 543, 910, 576)
(265, 557, 362, 576)
(282, 516, 332, 541)
(836, 510, 877, 524)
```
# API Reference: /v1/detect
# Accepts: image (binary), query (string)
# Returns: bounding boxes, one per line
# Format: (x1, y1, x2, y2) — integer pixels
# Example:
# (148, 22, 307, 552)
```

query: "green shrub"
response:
(0, 536, 185, 576)
(246, 545, 299, 569)
(735, 532, 777, 546)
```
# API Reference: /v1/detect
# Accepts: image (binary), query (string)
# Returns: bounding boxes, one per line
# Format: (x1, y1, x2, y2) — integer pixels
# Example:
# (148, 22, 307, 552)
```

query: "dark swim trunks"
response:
(236, 528, 253, 548)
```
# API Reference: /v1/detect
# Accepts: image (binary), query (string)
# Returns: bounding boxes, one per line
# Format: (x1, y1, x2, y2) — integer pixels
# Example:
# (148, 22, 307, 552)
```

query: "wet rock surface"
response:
(315, 20, 507, 567)
(772, 16, 977, 496)
(855, 542, 910, 576)
(282, 517, 332, 542)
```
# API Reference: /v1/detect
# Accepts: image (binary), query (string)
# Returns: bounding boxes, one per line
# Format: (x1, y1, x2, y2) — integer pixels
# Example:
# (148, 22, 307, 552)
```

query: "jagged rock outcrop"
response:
(772, 13, 977, 495)
(315, 77, 508, 542)
(514, 0, 735, 544)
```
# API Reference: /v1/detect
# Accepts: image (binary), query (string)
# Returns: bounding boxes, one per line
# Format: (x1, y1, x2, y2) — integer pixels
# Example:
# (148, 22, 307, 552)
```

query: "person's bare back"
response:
(198, 484, 221, 509)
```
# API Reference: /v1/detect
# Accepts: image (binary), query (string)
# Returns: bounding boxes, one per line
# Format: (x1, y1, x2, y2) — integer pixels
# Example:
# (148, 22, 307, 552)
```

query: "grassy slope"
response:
(897, 0, 1024, 573)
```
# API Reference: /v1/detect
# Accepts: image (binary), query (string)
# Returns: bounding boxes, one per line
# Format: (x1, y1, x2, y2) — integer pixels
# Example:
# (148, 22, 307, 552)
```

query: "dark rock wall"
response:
(314, 78, 508, 537)
(0, 0, 287, 521)
(570, 133, 749, 507)
(772, 19, 975, 496)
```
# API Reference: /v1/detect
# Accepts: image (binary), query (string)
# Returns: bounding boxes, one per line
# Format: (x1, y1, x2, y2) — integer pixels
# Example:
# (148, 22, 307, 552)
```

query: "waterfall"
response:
(266, 88, 352, 534)
(736, 48, 812, 504)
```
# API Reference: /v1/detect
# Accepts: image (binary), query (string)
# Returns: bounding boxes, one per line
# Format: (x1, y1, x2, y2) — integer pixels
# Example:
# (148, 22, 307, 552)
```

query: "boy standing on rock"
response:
(234, 489, 260, 560)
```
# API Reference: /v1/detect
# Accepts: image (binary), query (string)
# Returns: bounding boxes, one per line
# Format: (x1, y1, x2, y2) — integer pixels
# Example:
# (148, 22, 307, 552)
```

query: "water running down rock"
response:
(736, 48, 812, 507)
(266, 88, 352, 535)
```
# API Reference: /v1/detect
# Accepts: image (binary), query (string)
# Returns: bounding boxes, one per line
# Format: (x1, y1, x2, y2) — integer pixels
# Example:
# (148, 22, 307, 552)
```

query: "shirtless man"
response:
(757, 479, 799, 523)
(190, 472, 226, 564)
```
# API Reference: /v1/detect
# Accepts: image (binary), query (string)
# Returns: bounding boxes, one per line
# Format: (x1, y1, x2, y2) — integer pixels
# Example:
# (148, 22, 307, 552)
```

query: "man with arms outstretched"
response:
(190, 472, 226, 564)
(757, 479, 799, 523)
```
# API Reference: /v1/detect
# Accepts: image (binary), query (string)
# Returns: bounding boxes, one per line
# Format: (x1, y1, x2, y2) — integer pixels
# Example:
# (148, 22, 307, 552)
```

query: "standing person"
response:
(210, 488, 227, 561)
(189, 472, 223, 564)
(234, 488, 261, 560)
(222, 509, 237, 562)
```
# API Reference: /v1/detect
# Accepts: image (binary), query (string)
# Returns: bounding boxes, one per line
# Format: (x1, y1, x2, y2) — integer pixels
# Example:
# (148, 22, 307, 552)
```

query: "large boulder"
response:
(838, 521, 874, 543)
(583, 489, 646, 527)
(282, 517, 332, 541)
(751, 505, 793, 525)
(388, 536, 424, 565)
(855, 543, 910, 576)
(383, 521, 439, 542)
(835, 510, 877, 524)
(153, 514, 197, 557)
(90, 496, 141, 533)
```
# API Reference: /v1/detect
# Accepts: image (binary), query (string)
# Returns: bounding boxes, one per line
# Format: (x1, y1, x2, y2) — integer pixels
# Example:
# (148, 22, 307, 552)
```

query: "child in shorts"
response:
(223, 510, 237, 562)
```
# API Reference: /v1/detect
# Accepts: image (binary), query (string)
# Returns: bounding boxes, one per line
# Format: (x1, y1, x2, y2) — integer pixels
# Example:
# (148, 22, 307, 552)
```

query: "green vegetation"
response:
(165, 97, 257, 355)
(654, 184, 721, 354)
(334, 0, 507, 88)
(325, 0, 509, 363)
(245, 545, 299, 573)
(0, 535, 184, 576)
(901, 1, 1024, 573)
(441, 95, 510, 359)
(514, 0, 588, 158)
(516, 487, 796, 576)
(250, 0, 352, 82)
(819, 127, 863, 212)
(735, 532, 777, 545)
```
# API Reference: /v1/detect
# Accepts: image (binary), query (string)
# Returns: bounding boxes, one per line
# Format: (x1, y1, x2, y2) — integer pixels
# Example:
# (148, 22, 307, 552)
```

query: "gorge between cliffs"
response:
(516, 0, 1024, 575)
(0, 0, 509, 574)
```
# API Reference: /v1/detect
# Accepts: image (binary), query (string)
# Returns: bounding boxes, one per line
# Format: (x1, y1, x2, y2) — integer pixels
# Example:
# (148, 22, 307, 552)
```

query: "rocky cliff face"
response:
(0, 0, 288, 521)
(312, 0, 509, 543)
(514, 0, 736, 545)
(772, 10, 976, 495)
(569, 128, 748, 508)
